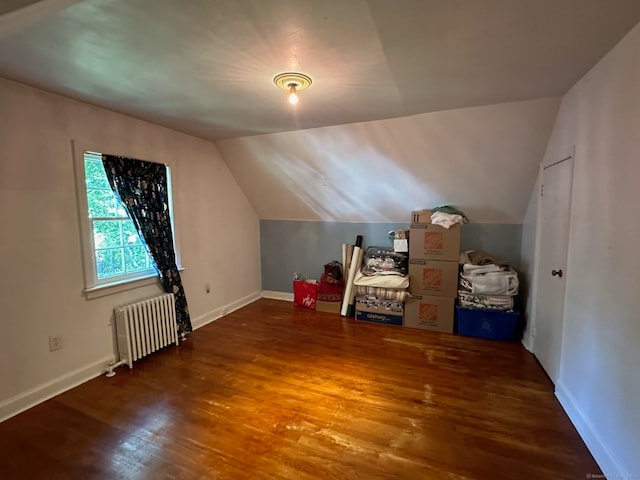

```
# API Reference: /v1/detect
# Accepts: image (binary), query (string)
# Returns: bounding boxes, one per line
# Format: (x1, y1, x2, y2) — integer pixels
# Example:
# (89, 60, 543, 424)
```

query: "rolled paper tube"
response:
(345, 244, 354, 278)
(341, 243, 348, 280)
(345, 247, 364, 317)
(341, 236, 364, 316)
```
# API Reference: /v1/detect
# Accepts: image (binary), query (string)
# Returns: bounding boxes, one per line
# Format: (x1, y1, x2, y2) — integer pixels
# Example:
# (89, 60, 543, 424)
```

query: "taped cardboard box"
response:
(355, 296, 404, 326)
(316, 300, 342, 314)
(408, 259, 458, 298)
(409, 223, 461, 262)
(410, 209, 434, 224)
(405, 295, 454, 333)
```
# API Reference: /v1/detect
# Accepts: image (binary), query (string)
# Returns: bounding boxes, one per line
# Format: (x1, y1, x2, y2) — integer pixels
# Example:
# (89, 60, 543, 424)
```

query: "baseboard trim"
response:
(0, 355, 114, 423)
(520, 333, 533, 352)
(0, 292, 265, 423)
(555, 381, 623, 475)
(191, 291, 262, 330)
(262, 290, 293, 301)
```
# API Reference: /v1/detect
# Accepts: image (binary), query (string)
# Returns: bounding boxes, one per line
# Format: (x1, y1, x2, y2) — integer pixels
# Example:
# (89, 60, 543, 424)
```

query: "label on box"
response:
(422, 268, 442, 288)
(419, 303, 439, 321)
(411, 210, 433, 224)
(409, 224, 460, 261)
(405, 296, 454, 333)
(356, 310, 403, 326)
(409, 260, 458, 297)
(393, 239, 408, 252)
(424, 231, 444, 251)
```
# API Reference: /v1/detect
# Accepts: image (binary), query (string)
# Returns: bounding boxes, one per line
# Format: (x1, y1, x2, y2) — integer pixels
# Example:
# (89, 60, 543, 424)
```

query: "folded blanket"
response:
(353, 285, 408, 302)
(459, 250, 509, 267)
(354, 270, 409, 289)
(431, 211, 465, 229)
(459, 268, 519, 296)
(431, 206, 469, 223)
(462, 264, 509, 274)
(458, 291, 514, 311)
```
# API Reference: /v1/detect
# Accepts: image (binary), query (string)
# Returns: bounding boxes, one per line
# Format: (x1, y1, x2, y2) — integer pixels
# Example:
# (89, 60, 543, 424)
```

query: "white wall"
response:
(217, 98, 560, 224)
(519, 171, 540, 350)
(0, 78, 261, 420)
(521, 22, 640, 473)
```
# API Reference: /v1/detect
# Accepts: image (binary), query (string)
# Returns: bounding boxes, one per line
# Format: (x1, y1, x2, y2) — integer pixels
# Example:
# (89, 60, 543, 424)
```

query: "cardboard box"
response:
(409, 223, 461, 261)
(411, 209, 434, 224)
(315, 300, 342, 314)
(408, 259, 458, 297)
(355, 296, 404, 326)
(404, 295, 454, 333)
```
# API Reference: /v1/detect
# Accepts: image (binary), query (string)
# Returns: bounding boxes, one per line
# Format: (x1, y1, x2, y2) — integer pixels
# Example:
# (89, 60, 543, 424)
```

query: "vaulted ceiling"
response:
(1, 0, 640, 141)
(2, 1, 640, 223)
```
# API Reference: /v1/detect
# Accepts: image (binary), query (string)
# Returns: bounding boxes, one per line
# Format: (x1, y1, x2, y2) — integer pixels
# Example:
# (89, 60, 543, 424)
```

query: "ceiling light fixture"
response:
(273, 72, 312, 106)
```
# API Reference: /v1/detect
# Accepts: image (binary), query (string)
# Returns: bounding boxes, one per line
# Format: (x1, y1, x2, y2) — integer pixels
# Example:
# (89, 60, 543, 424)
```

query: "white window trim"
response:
(84, 274, 160, 300)
(72, 139, 183, 298)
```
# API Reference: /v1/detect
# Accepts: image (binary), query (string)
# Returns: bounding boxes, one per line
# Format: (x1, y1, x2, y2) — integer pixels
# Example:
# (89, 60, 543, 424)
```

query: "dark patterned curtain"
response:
(102, 154, 192, 335)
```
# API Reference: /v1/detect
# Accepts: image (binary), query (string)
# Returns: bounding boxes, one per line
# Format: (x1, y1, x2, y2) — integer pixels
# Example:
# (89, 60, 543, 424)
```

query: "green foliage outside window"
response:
(84, 153, 155, 280)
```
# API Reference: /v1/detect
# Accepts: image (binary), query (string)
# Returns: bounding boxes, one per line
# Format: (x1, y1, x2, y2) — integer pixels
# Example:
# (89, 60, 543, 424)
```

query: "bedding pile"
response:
(354, 247, 409, 302)
(458, 250, 519, 311)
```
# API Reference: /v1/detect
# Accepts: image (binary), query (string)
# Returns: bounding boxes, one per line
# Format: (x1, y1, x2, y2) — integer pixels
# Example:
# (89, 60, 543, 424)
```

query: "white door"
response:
(533, 153, 573, 384)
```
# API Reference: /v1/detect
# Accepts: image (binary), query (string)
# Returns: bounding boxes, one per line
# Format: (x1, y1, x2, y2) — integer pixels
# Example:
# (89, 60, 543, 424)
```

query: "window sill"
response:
(84, 275, 159, 300)
(83, 267, 184, 300)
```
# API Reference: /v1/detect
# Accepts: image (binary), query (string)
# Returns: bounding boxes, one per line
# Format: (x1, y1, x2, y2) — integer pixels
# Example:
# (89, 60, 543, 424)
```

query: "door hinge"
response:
(540, 184, 544, 197)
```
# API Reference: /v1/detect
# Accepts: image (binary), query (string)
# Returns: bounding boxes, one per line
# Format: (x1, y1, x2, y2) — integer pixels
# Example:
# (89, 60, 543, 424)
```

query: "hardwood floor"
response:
(0, 298, 600, 479)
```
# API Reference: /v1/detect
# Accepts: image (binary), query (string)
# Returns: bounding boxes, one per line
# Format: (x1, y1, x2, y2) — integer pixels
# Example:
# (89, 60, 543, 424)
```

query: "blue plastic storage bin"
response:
(455, 306, 520, 341)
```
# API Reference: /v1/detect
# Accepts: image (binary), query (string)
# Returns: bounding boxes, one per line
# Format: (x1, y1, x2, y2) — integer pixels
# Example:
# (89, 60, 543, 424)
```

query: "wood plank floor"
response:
(0, 298, 600, 479)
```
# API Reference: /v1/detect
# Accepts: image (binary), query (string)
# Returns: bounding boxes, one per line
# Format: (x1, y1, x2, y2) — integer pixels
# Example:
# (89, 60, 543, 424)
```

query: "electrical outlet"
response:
(48, 335, 63, 352)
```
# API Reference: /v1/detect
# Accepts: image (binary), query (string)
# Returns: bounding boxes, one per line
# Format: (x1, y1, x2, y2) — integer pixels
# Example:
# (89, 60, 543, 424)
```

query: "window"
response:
(83, 152, 157, 283)
(74, 146, 179, 298)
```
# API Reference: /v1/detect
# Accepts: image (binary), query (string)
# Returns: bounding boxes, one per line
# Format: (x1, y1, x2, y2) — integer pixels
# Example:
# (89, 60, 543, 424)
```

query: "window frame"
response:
(72, 139, 181, 299)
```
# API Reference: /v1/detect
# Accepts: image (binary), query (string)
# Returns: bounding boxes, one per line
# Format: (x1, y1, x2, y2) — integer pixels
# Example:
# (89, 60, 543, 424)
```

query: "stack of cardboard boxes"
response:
(404, 210, 461, 333)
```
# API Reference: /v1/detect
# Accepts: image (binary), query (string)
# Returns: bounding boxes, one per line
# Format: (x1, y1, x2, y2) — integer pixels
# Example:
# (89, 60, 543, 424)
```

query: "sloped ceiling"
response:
(0, 1, 42, 16)
(1, 0, 639, 141)
(217, 97, 560, 223)
(1, 1, 639, 223)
